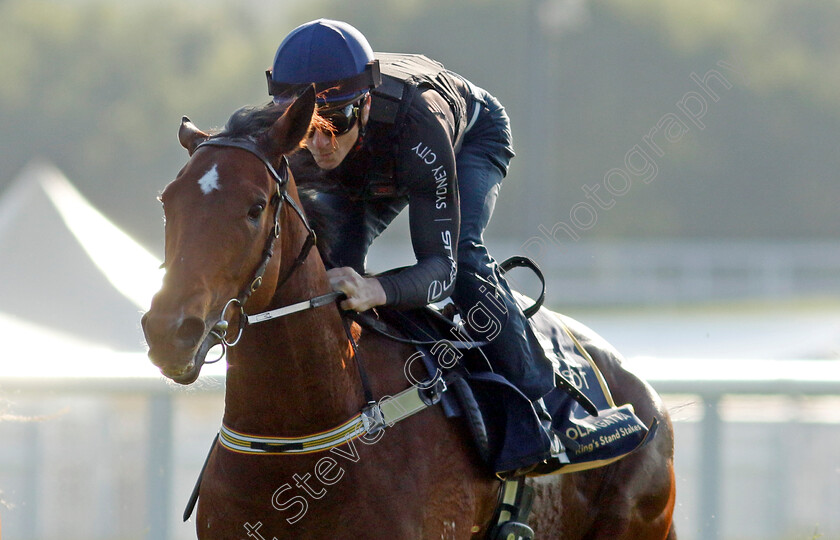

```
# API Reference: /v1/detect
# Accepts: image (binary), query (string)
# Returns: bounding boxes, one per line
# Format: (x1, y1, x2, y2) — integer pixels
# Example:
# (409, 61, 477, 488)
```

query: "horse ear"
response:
(264, 85, 316, 157)
(179, 116, 209, 155)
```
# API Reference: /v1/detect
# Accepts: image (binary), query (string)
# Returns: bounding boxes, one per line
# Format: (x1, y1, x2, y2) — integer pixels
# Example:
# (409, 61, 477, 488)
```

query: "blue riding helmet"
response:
(267, 19, 381, 107)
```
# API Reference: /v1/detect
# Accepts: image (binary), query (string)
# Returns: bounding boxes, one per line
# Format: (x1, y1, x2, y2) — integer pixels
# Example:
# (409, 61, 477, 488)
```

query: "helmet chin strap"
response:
(352, 95, 370, 151)
(353, 123, 366, 151)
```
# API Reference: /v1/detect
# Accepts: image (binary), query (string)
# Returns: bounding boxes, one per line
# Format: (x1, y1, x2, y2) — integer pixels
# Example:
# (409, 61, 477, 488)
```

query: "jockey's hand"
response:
(326, 267, 387, 312)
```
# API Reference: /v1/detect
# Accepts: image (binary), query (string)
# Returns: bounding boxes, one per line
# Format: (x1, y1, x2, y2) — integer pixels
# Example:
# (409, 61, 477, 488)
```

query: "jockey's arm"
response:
(334, 90, 461, 312)
(376, 90, 460, 310)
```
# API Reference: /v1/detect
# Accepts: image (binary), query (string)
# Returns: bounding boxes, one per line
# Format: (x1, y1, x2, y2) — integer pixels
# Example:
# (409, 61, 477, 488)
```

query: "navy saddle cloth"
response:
(359, 296, 655, 475)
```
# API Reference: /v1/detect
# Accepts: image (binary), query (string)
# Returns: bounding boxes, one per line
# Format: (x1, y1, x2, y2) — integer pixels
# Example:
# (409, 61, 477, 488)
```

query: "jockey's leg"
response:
(452, 91, 554, 402)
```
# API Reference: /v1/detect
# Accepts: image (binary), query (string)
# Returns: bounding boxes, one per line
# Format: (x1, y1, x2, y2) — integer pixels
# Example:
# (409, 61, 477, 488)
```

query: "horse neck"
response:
(222, 202, 362, 436)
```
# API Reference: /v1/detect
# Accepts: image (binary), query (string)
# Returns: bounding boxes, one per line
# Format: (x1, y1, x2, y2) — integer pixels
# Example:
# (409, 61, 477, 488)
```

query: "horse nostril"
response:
(175, 316, 206, 348)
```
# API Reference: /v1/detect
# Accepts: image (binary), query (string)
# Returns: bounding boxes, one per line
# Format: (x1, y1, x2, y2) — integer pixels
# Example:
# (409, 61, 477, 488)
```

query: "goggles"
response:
(309, 98, 364, 138)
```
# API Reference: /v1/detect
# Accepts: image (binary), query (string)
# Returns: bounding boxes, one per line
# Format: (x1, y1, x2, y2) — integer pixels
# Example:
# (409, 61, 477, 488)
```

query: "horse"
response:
(141, 86, 677, 539)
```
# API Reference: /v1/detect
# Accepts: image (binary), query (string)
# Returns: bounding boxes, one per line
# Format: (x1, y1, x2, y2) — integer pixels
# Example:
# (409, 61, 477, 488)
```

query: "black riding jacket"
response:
(367, 86, 463, 308)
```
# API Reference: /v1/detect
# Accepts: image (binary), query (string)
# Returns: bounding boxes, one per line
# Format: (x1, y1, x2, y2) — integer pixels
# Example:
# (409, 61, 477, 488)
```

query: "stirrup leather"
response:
(488, 476, 535, 540)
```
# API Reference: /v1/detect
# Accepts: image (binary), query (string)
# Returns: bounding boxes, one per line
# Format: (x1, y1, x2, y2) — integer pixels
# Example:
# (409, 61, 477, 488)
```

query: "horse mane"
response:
(214, 101, 331, 141)
(213, 102, 288, 140)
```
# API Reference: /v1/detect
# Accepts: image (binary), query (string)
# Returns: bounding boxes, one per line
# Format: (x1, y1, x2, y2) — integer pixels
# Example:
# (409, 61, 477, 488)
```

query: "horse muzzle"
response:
(141, 311, 218, 384)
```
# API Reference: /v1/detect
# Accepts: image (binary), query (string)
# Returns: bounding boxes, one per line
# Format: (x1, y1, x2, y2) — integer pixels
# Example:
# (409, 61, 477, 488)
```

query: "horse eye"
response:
(247, 203, 266, 220)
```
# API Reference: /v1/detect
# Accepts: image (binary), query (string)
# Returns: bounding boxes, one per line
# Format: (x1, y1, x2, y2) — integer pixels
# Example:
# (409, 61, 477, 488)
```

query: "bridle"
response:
(192, 137, 338, 361)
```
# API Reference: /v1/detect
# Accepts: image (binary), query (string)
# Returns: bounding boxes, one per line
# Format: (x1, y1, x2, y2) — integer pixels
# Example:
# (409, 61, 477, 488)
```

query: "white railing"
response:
(367, 238, 840, 306)
(2, 359, 840, 540)
(627, 358, 840, 540)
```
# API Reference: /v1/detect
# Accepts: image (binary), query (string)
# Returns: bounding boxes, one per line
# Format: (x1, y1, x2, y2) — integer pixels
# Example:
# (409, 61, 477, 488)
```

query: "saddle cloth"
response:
(362, 294, 655, 475)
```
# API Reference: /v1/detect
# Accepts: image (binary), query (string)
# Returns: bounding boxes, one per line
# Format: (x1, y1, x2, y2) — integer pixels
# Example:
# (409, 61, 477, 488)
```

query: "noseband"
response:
(193, 137, 323, 357)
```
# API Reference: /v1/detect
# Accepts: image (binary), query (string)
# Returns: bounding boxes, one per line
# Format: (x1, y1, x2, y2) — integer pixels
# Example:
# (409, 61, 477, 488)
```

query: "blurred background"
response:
(1, 0, 839, 539)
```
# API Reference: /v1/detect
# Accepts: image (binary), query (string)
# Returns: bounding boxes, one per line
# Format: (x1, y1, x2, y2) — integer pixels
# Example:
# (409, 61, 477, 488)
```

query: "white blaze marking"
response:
(198, 164, 220, 194)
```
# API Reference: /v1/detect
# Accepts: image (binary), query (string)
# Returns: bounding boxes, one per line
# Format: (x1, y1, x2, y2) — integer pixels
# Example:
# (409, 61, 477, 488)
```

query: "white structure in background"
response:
(37, 165, 162, 311)
(0, 161, 163, 357)
(0, 163, 220, 540)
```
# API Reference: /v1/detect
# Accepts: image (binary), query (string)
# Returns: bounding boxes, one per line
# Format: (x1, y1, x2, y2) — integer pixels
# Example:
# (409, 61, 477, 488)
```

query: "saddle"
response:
(350, 257, 657, 478)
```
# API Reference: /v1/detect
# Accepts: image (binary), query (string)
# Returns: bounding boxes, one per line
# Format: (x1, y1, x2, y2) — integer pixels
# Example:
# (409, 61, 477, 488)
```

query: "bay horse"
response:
(141, 87, 676, 539)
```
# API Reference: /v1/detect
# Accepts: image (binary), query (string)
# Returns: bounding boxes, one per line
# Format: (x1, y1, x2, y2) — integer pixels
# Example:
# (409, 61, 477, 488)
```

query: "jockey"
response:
(266, 19, 555, 404)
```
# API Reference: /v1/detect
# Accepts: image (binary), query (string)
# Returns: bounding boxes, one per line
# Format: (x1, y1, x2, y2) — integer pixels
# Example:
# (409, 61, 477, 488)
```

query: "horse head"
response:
(142, 87, 317, 384)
